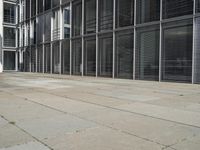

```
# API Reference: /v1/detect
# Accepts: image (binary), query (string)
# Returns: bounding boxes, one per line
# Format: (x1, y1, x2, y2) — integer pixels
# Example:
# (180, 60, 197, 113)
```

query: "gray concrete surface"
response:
(0, 72, 200, 150)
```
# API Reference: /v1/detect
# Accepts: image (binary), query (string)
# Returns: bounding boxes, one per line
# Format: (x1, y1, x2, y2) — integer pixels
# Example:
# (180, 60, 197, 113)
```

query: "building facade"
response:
(1, 0, 200, 84)
(0, 0, 17, 72)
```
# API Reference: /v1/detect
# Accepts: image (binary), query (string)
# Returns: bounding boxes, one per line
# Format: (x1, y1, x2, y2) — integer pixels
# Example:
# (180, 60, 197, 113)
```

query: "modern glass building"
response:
(0, 0, 17, 72)
(1, 0, 200, 84)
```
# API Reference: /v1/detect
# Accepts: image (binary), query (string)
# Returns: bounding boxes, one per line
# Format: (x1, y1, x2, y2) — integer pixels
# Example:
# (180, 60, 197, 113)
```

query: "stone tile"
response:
(0, 141, 50, 150)
(43, 126, 163, 150)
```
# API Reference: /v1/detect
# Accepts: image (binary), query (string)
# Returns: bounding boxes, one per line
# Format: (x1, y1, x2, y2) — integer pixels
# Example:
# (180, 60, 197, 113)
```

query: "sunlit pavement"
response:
(0, 72, 200, 150)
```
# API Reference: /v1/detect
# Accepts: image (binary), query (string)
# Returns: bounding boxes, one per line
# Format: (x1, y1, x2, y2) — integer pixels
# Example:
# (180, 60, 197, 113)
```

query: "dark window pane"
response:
(72, 0, 82, 36)
(62, 0, 70, 4)
(44, 44, 51, 73)
(3, 51, 15, 70)
(99, 0, 113, 31)
(98, 34, 113, 77)
(84, 37, 96, 76)
(197, 0, 200, 13)
(37, 16, 44, 43)
(163, 0, 193, 19)
(31, 0, 36, 17)
(136, 25, 160, 81)
(52, 0, 60, 8)
(136, 0, 160, 24)
(4, 3, 15, 23)
(23, 48, 30, 72)
(72, 39, 82, 75)
(52, 42, 60, 74)
(53, 11, 60, 41)
(162, 20, 193, 83)
(26, 0, 30, 19)
(44, 13, 51, 42)
(31, 46, 36, 72)
(4, 27, 16, 47)
(115, 31, 133, 79)
(85, 0, 96, 34)
(61, 40, 70, 74)
(38, 0, 43, 14)
(45, 0, 51, 11)
(37, 45, 43, 73)
(194, 17, 200, 83)
(116, 0, 134, 28)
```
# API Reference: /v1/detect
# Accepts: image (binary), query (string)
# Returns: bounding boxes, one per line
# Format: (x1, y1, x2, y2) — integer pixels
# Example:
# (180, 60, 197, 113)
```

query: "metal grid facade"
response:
(16, 0, 200, 84)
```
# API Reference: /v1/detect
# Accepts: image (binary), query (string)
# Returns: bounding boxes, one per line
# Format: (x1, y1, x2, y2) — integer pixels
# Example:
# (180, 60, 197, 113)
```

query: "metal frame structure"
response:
(7, 0, 200, 84)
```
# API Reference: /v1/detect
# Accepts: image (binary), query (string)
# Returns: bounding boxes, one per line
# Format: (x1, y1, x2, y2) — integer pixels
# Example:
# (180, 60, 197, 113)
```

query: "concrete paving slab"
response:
(79, 107, 200, 146)
(43, 126, 163, 150)
(17, 114, 97, 140)
(0, 141, 50, 150)
(116, 102, 200, 128)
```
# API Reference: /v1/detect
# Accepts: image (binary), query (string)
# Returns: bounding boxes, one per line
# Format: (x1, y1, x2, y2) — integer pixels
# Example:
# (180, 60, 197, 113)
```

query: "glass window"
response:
(52, 42, 60, 74)
(84, 37, 96, 76)
(31, 46, 36, 72)
(23, 48, 30, 72)
(3, 27, 16, 47)
(197, 0, 200, 13)
(37, 45, 43, 73)
(162, 20, 193, 83)
(136, 25, 160, 81)
(162, 0, 193, 19)
(4, 3, 15, 24)
(61, 40, 70, 74)
(136, 0, 160, 24)
(72, 39, 82, 75)
(115, 31, 133, 79)
(37, 16, 44, 43)
(99, 0, 113, 31)
(194, 17, 200, 83)
(72, 0, 82, 36)
(53, 11, 60, 41)
(98, 34, 113, 77)
(116, 0, 134, 28)
(52, 0, 60, 8)
(38, 0, 43, 14)
(62, 0, 70, 4)
(3, 51, 15, 70)
(45, 0, 51, 11)
(44, 13, 51, 42)
(44, 44, 51, 73)
(63, 6, 71, 39)
(26, 0, 30, 19)
(84, 0, 96, 34)
(31, 0, 36, 16)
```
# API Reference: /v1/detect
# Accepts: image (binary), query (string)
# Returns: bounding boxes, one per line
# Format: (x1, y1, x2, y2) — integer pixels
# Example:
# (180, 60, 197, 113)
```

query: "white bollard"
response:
(0, 63, 3, 73)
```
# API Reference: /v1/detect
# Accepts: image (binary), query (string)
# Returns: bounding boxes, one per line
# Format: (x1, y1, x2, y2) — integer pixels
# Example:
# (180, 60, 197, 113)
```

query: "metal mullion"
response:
(159, 0, 163, 82)
(96, 0, 99, 77)
(81, 0, 84, 76)
(70, 1, 72, 76)
(112, 0, 116, 79)
(133, 0, 136, 80)
(192, 0, 196, 84)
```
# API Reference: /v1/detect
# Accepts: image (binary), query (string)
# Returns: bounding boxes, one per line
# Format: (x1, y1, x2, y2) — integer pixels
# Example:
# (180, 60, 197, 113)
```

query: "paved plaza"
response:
(0, 72, 200, 150)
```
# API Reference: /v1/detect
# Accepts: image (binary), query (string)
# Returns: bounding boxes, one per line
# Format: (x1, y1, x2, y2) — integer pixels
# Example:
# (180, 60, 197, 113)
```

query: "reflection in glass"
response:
(85, 0, 96, 34)
(115, 31, 133, 79)
(61, 40, 70, 74)
(98, 34, 113, 77)
(99, 0, 113, 31)
(162, 20, 193, 83)
(136, 0, 160, 24)
(136, 26, 159, 81)
(162, 0, 193, 19)
(72, 0, 82, 36)
(52, 42, 60, 74)
(72, 39, 82, 75)
(84, 37, 96, 76)
(4, 51, 15, 70)
(116, 0, 134, 28)
(44, 44, 51, 73)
